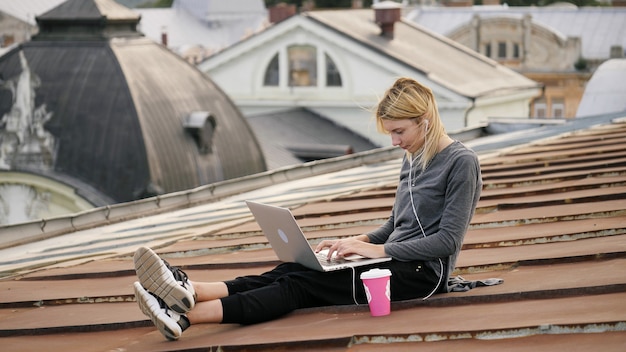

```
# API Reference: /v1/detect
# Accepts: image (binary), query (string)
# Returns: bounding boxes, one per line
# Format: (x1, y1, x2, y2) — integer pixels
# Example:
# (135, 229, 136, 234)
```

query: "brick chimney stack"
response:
(373, 1, 402, 39)
(268, 3, 297, 24)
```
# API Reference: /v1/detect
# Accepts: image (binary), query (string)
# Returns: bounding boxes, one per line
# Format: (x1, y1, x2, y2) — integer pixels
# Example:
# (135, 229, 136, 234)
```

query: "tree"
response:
(502, 0, 604, 5)
(135, 0, 173, 8)
(264, 0, 374, 8)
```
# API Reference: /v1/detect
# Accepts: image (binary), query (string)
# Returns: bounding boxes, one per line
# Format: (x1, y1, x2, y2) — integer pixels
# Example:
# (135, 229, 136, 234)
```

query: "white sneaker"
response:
(134, 246, 196, 313)
(134, 281, 190, 340)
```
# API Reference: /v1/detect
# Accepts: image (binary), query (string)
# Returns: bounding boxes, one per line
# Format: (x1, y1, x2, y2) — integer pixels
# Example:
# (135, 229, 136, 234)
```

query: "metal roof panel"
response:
(1, 116, 625, 350)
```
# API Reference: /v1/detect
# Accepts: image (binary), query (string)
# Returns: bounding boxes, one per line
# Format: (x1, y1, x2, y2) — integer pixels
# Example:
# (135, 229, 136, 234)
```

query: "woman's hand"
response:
(315, 235, 386, 260)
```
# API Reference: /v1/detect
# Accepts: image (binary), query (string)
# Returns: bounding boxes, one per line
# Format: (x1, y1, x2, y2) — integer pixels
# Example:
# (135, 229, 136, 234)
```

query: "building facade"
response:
(200, 4, 541, 147)
(407, 4, 626, 118)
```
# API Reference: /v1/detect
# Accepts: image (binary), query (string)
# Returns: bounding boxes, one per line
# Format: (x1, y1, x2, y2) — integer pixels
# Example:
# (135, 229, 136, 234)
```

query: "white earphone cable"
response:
(350, 266, 359, 305)
(408, 154, 444, 300)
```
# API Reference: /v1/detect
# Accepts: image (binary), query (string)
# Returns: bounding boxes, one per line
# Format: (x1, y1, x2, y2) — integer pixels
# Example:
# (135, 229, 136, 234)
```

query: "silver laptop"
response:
(245, 200, 391, 272)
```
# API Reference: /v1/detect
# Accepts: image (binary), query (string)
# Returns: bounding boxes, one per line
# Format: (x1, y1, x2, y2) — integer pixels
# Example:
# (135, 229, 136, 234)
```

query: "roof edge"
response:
(0, 146, 404, 249)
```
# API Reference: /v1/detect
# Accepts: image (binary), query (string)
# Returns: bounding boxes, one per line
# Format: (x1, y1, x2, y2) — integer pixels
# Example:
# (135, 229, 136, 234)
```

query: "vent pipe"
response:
(373, 1, 402, 39)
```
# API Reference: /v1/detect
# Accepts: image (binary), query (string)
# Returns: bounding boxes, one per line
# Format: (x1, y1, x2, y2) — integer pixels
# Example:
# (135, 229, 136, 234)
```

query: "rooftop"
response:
(0, 0, 266, 214)
(406, 5, 626, 61)
(305, 8, 540, 100)
(1, 112, 625, 350)
(247, 107, 379, 169)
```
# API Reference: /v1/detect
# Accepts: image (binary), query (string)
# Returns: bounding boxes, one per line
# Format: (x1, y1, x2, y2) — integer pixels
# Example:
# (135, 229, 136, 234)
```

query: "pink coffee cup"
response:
(360, 268, 392, 317)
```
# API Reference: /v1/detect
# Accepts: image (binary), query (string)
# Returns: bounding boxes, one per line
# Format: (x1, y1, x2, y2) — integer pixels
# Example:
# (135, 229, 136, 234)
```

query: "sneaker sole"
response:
(134, 246, 194, 313)
(133, 282, 181, 341)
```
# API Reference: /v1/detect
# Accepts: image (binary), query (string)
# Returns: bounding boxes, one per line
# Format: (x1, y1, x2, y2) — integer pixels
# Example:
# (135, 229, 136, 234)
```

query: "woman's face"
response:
(382, 118, 427, 154)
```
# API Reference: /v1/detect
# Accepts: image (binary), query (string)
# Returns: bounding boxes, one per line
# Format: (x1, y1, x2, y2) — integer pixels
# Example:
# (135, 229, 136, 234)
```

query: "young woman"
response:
(133, 77, 483, 340)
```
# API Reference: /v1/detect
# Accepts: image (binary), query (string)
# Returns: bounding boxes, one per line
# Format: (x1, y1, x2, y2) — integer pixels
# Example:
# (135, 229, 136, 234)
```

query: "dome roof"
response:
(576, 59, 626, 118)
(0, 0, 266, 208)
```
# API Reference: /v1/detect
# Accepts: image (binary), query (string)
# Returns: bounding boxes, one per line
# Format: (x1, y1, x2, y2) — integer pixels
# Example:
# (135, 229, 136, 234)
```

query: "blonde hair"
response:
(375, 77, 445, 171)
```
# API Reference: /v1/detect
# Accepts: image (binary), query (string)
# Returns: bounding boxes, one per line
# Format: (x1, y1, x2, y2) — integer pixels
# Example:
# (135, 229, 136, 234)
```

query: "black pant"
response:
(220, 260, 440, 325)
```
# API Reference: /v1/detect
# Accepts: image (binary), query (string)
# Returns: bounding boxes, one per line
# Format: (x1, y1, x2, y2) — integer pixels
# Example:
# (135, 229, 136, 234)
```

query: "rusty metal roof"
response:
(1, 115, 626, 351)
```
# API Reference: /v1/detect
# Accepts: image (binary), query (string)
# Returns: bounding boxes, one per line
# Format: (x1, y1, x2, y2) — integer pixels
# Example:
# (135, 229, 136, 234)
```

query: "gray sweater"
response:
(367, 141, 482, 293)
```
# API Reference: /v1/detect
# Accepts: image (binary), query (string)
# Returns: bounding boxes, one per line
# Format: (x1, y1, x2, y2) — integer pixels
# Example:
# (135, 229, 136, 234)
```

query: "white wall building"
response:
(199, 3, 541, 147)
(135, 0, 268, 63)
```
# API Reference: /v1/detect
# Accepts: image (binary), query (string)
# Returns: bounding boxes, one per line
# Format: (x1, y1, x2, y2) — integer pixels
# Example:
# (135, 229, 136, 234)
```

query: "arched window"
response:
(262, 46, 342, 88)
(288, 45, 316, 87)
(325, 53, 342, 87)
(263, 53, 279, 86)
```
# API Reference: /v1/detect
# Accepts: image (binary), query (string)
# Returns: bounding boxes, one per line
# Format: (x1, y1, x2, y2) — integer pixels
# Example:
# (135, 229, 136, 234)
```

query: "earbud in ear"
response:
(424, 120, 429, 132)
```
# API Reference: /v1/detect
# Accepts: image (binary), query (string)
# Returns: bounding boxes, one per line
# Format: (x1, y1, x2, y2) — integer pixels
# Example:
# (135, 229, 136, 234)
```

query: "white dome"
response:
(576, 59, 626, 117)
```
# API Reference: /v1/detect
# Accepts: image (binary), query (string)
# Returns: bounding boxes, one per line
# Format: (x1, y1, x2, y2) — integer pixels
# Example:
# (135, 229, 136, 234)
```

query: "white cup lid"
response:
(360, 268, 392, 279)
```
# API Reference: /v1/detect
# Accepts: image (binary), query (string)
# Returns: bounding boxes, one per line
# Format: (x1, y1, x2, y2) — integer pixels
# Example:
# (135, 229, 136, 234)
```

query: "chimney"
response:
(268, 3, 297, 24)
(301, 0, 316, 12)
(442, 0, 474, 7)
(161, 26, 168, 46)
(373, 1, 402, 39)
(610, 45, 624, 59)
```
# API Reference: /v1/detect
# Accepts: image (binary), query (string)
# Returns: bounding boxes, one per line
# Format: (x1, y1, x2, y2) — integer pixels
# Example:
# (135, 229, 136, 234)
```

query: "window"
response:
(263, 54, 279, 86)
(498, 42, 506, 59)
(534, 99, 547, 118)
(288, 45, 317, 87)
(325, 54, 342, 87)
(513, 43, 520, 59)
(484, 43, 492, 58)
(551, 99, 564, 118)
(183, 112, 216, 154)
(262, 45, 343, 89)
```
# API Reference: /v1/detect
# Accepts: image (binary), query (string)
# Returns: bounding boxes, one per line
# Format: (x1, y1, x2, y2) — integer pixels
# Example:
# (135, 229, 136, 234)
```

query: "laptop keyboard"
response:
(316, 252, 349, 265)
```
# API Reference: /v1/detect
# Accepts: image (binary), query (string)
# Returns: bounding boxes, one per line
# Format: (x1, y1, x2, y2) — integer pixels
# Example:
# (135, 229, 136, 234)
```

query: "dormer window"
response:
(183, 111, 216, 154)
(288, 45, 317, 87)
(325, 53, 342, 87)
(263, 45, 342, 88)
(483, 40, 522, 61)
(264, 53, 279, 86)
